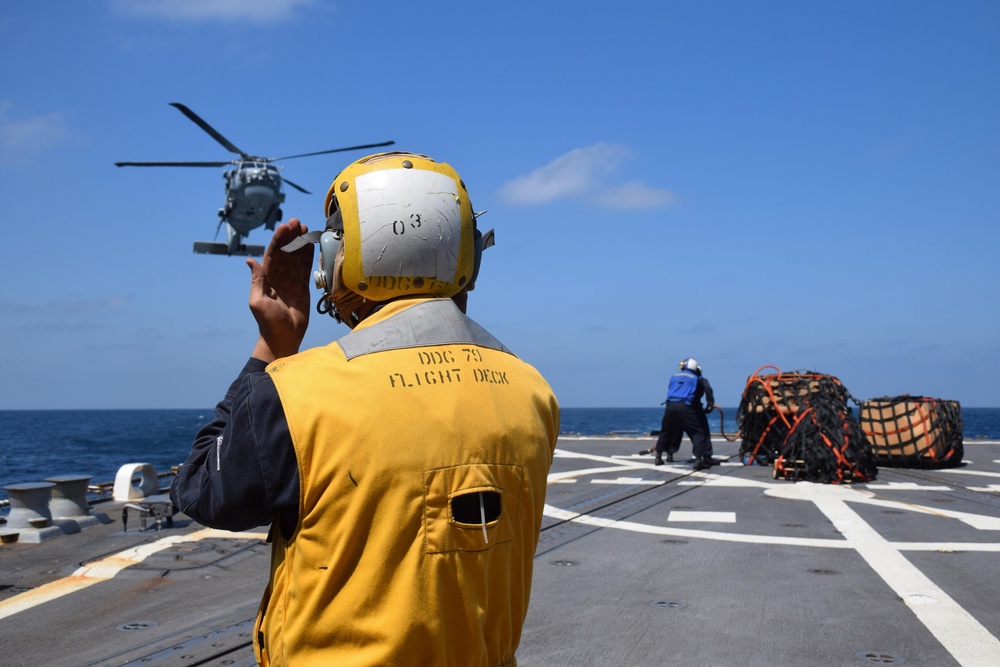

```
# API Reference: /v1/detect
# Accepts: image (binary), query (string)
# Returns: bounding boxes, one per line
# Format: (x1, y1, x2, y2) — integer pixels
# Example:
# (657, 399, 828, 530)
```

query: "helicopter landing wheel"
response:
(276, 208, 283, 222)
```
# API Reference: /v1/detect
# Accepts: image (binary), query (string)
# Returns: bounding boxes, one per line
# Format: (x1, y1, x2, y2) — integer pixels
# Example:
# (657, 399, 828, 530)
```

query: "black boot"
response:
(655, 452, 664, 466)
(693, 458, 711, 471)
(666, 453, 674, 463)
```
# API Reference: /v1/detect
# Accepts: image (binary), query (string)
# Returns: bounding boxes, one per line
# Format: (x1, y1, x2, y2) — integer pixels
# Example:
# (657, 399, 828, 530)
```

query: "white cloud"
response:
(597, 181, 675, 209)
(0, 101, 71, 165)
(498, 143, 674, 209)
(112, 0, 316, 23)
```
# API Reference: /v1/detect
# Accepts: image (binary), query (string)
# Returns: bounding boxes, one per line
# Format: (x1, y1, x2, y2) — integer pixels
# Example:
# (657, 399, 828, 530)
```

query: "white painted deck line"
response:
(784, 483, 1000, 667)
(668, 511, 736, 523)
(866, 482, 953, 491)
(591, 477, 663, 486)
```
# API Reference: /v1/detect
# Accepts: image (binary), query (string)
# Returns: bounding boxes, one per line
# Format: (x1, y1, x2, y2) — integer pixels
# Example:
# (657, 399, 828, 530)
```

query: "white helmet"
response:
(680, 358, 701, 373)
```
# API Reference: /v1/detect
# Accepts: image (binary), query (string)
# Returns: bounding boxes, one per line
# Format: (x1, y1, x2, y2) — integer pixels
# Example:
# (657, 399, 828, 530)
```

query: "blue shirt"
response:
(666, 370, 714, 407)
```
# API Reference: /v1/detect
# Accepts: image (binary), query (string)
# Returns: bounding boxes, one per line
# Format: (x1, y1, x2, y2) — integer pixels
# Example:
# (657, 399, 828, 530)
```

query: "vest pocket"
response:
(451, 490, 502, 524)
(423, 464, 524, 553)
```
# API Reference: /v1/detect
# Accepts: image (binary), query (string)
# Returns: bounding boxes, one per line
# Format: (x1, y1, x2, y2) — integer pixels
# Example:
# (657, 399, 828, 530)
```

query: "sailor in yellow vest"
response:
(171, 152, 560, 666)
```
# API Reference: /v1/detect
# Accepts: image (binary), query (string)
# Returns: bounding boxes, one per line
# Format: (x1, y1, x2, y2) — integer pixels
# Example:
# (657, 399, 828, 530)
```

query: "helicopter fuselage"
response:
(116, 103, 393, 257)
(221, 161, 285, 238)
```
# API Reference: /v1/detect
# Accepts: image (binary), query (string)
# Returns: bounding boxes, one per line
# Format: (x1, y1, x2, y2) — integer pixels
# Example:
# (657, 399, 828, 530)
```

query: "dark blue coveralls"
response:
(654, 369, 715, 463)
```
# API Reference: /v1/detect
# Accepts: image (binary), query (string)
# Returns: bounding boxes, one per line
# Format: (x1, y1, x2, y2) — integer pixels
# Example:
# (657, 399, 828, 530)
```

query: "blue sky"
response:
(1, 1, 998, 410)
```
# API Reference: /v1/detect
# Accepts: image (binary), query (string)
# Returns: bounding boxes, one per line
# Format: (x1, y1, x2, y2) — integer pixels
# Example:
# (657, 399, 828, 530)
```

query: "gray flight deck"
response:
(2, 436, 1000, 666)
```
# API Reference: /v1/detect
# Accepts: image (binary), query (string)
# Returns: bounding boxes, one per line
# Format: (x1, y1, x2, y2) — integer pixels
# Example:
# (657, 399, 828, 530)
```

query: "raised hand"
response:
(246, 219, 315, 362)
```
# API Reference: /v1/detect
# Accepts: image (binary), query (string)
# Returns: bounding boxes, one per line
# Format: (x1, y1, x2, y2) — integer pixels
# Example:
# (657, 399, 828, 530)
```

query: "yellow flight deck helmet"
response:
(325, 152, 476, 301)
(282, 151, 492, 326)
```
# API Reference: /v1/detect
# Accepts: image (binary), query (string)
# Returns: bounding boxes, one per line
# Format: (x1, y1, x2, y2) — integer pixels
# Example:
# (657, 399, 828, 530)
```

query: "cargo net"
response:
(736, 366, 877, 484)
(858, 396, 964, 469)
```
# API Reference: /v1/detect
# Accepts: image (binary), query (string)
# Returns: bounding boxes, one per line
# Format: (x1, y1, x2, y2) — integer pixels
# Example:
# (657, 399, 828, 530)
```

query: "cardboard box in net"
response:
(859, 398, 961, 464)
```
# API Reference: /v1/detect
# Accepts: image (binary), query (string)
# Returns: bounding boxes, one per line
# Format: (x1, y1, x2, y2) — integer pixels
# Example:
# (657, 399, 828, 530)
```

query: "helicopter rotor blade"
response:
(283, 178, 312, 195)
(169, 102, 249, 159)
(115, 161, 232, 167)
(269, 140, 396, 162)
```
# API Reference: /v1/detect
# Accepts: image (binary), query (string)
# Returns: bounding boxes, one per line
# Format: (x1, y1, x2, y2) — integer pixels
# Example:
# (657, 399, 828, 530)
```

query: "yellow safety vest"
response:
(256, 298, 559, 666)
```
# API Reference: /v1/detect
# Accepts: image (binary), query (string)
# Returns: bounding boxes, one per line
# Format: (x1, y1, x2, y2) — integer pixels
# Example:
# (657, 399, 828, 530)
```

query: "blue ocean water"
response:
(1, 407, 998, 502)
(0, 409, 210, 503)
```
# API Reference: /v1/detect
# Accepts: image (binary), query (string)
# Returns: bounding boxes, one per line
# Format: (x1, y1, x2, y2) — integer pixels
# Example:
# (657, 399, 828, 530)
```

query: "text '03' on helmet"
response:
(323, 152, 476, 302)
(680, 358, 701, 373)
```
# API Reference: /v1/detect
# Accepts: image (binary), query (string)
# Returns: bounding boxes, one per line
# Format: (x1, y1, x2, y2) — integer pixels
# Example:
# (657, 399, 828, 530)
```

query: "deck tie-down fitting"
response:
(1, 482, 62, 544)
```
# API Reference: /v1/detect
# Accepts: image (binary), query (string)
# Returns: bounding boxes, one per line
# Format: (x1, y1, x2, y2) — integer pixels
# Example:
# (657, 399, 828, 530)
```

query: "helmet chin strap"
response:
(327, 243, 379, 328)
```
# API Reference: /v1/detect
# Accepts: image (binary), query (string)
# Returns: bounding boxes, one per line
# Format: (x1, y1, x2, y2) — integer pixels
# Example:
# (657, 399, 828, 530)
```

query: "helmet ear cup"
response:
(468, 228, 494, 291)
(314, 230, 341, 291)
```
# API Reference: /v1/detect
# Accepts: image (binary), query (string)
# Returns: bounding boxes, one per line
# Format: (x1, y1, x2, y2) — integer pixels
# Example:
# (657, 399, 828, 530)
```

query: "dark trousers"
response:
(655, 402, 712, 459)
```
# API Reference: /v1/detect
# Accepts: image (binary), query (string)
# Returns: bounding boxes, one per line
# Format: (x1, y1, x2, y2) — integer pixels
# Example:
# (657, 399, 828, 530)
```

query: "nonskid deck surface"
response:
(524, 437, 1000, 667)
(2, 437, 1000, 666)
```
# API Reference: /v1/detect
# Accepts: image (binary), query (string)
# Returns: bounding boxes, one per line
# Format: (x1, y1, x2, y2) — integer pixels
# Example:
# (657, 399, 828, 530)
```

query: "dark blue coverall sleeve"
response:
(700, 377, 715, 408)
(170, 358, 300, 538)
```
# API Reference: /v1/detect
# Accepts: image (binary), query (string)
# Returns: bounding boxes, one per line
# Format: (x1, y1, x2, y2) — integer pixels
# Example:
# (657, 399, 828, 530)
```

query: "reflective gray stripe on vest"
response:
(337, 299, 513, 361)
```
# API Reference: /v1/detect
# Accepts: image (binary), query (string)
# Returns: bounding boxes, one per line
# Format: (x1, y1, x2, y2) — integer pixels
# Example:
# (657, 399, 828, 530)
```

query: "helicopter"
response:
(116, 103, 394, 256)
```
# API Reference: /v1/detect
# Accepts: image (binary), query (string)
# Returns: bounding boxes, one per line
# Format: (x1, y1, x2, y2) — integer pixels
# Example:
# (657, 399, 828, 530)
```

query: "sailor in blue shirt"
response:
(654, 358, 717, 470)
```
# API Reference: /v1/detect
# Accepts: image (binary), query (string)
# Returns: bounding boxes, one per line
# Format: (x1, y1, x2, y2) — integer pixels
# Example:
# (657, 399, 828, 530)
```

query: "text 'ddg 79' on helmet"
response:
(325, 152, 476, 302)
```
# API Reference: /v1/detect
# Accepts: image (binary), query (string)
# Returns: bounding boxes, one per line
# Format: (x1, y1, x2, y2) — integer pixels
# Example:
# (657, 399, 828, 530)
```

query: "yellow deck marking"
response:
(0, 528, 266, 620)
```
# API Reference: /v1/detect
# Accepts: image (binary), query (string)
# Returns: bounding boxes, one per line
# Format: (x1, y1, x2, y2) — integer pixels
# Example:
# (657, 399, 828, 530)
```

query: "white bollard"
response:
(112, 463, 160, 501)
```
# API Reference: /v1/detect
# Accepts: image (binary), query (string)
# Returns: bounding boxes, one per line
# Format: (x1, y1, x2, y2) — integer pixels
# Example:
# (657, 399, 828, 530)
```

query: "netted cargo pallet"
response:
(737, 366, 850, 462)
(859, 396, 964, 468)
(737, 366, 877, 484)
